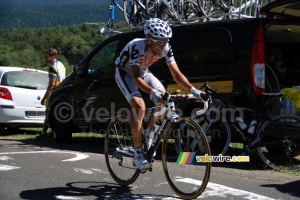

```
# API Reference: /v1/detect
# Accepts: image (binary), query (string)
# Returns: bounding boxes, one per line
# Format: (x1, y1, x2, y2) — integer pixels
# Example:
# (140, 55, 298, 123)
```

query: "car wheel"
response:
(52, 102, 74, 143)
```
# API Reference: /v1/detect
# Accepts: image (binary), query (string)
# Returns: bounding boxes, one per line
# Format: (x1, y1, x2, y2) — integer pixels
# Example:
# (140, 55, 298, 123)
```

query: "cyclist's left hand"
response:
(150, 89, 165, 105)
(157, 88, 167, 105)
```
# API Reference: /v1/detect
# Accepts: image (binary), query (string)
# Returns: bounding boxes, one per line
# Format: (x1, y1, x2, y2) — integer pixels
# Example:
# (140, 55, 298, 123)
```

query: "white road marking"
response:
(155, 182, 169, 187)
(0, 156, 13, 161)
(55, 196, 81, 200)
(73, 168, 109, 175)
(90, 168, 109, 174)
(74, 168, 93, 174)
(175, 178, 275, 200)
(0, 164, 20, 171)
(0, 151, 89, 162)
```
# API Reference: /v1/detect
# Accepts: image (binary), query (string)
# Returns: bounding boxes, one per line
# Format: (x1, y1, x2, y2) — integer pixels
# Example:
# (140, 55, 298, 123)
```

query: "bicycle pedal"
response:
(140, 168, 152, 173)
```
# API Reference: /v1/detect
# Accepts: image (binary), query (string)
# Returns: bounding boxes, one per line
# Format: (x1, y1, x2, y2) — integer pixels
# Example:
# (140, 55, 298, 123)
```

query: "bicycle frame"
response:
(115, 93, 208, 161)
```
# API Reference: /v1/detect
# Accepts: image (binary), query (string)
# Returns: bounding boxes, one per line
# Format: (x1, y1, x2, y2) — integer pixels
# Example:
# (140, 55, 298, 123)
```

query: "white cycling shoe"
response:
(133, 151, 152, 170)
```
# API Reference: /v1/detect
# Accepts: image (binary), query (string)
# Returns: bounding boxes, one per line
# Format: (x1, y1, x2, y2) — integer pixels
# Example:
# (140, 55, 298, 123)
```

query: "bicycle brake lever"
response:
(200, 91, 210, 101)
(161, 92, 169, 101)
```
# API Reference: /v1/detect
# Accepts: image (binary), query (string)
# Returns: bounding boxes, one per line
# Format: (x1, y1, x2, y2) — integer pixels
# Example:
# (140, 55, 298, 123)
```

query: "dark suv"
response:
(47, 0, 300, 142)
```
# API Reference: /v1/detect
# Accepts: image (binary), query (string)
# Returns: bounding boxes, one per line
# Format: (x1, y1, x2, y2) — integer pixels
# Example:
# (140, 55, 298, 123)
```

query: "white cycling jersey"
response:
(115, 38, 176, 77)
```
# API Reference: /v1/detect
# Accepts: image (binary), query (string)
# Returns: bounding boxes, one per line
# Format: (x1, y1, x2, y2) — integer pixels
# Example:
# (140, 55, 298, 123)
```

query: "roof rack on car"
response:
(99, 10, 261, 36)
(87, 0, 276, 36)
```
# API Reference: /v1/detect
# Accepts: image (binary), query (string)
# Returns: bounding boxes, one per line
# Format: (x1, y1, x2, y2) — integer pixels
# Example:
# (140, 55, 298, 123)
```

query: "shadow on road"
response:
(260, 180, 300, 198)
(211, 146, 268, 171)
(19, 181, 173, 200)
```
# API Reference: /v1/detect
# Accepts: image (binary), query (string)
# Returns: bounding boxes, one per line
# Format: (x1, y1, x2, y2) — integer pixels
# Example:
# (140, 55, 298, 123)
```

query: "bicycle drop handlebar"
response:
(155, 91, 209, 117)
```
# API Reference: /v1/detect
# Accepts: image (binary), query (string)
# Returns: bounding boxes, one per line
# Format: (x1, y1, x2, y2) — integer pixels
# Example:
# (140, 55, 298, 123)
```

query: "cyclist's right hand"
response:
(190, 87, 208, 101)
(150, 89, 164, 105)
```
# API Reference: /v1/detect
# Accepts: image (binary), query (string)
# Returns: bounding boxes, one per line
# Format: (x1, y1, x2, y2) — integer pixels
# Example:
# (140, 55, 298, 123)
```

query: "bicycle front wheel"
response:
(192, 112, 231, 156)
(162, 118, 211, 199)
(104, 115, 140, 185)
(257, 115, 300, 171)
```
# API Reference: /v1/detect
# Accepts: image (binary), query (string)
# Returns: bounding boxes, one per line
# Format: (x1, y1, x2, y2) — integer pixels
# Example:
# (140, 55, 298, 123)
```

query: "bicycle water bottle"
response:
(235, 116, 247, 130)
(280, 96, 290, 116)
(145, 126, 155, 149)
(145, 120, 162, 149)
(271, 98, 281, 116)
(288, 98, 295, 116)
(247, 120, 257, 134)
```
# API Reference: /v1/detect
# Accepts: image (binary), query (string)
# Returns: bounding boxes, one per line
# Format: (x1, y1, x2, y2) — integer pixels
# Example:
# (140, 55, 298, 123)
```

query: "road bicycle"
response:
(104, 92, 211, 199)
(192, 82, 300, 171)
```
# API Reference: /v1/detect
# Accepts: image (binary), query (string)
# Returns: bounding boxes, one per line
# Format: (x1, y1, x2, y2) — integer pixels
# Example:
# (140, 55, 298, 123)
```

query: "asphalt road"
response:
(0, 138, 299, 200)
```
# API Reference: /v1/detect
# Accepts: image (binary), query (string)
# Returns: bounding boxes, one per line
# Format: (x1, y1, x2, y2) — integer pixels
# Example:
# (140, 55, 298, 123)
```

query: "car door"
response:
(73, 41, 118, 131)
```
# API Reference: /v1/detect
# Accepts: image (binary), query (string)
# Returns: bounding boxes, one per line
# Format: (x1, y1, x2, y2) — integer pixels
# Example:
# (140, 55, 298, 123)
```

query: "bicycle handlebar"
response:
(162, 91, 210, 101)
(154, 91, 209, 117)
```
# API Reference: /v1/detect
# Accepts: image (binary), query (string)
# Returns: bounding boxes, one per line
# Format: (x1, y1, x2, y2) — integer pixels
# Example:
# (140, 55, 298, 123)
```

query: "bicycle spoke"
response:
(258, 115, 300, 171)
(104, 115, 140, 185)
(162, 118, 211, 199)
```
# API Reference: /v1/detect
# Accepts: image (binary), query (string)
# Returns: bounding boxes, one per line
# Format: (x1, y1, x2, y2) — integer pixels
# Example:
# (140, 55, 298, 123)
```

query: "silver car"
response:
(0, 66, 48, 129)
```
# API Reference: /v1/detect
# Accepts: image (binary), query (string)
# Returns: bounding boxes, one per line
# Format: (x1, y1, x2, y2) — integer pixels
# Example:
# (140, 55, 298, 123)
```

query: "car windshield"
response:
(1, 70, 48, 90)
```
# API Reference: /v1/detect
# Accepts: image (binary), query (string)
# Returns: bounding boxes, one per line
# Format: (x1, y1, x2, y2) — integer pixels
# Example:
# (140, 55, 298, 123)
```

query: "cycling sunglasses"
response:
(150, 37, 169, 46)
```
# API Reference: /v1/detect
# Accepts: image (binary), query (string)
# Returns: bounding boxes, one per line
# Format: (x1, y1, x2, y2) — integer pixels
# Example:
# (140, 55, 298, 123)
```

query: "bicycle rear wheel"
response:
(104, 115, 140, 185)
(162, 118, 211, 199)
(257, 115, 300, 171)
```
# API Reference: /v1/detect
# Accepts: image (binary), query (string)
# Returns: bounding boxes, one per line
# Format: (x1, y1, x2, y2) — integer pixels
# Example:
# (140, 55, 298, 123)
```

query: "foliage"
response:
(0, 22, 128, 75)
(0, 0, 124, 28)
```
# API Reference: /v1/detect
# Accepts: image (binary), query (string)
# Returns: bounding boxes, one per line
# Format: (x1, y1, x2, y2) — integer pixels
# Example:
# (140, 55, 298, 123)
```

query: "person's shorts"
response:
(115, 67, 165, 103)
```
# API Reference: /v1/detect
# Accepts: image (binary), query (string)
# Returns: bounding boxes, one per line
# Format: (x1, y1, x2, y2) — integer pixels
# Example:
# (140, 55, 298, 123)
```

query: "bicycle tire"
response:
(123, 0, 136, 25)
(162, 117, 211, 199)
(192, 112, 231, 156)
(124, 0, 149, 26)
(180, 0, 205, 20)
(198, 0, 232, 21)
(104, 115, 140, 185)
(157, 0, 180, 21)
(265, 63, 280, 93)
(257, 115, 300, 171)
(145, 0, 159, 19)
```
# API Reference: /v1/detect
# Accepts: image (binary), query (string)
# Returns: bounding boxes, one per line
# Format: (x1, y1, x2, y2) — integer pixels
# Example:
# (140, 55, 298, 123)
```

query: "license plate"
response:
(25, 111, 45, 118)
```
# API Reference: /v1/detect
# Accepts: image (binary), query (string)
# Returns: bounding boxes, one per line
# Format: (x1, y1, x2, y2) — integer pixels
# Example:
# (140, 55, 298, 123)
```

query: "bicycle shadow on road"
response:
(210, 146, 269, 171)
(260, 180, 300, 198)
(19, 181, 172, 200)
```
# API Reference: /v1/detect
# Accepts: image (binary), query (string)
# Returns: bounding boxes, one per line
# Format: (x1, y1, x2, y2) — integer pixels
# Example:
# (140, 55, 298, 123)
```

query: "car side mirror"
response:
(73, 64, 87, 77)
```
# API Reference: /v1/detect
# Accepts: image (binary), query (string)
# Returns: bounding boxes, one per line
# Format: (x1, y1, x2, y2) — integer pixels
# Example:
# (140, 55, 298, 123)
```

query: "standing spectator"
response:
(40, 48, 66, 136)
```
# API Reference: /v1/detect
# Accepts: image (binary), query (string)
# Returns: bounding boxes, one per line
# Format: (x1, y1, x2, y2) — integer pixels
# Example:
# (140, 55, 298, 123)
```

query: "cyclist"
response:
(115, 18, 205, 170)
